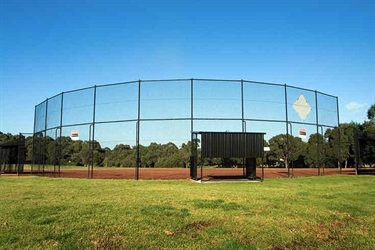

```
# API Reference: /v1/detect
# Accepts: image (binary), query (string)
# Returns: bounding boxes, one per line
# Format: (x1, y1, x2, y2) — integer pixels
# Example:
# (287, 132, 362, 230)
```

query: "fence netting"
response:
(32, 79, 340, 180)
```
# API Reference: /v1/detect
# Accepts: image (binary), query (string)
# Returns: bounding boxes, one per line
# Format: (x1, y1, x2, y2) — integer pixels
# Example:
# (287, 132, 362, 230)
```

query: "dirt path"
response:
(16, 167, 356, 180)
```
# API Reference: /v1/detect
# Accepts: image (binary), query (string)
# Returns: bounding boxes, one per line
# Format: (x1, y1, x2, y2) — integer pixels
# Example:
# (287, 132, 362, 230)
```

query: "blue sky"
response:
(0, 0, 374, 137)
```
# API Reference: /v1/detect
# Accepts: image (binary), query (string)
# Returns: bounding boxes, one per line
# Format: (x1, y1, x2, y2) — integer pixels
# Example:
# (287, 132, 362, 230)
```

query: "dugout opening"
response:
(190, 132, 265, 182)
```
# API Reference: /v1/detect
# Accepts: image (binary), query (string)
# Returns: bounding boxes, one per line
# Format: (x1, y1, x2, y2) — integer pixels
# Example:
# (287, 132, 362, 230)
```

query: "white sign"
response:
(264, 147, 270, 152)
(71, 130, 79, 141)
(293, 94, 312, 121)
(299, 128, 306, 139)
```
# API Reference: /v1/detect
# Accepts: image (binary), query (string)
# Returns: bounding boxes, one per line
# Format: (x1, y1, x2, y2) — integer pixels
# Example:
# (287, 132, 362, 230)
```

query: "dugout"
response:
(0, 135, 26, 175)
(354, 130, 375, 175)
(190, 132, 265, 181)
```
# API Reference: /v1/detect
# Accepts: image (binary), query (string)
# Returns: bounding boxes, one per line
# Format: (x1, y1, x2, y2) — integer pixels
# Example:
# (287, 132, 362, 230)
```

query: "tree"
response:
(31, 133, 45, 164)
(155, 142, 181, 167)
(367, 104, 375, 122)
(340, 123, 359, 168)
(103, 143, 133, 167)
(180, 142, 192, 167)
(79, 142, 91, 167)
(70, 140, 84, 165)
(142, 143, 161, 168)
(360, 105, 375, 166)
(0, 132, 15, 143)
(305, 133, 328, 168)
(25, 136, 33, 162)
(59, 136, 73, 165)
(325, 127, 343, 168)
(268, 134, 304, 169)
(47, 139, 58, 165)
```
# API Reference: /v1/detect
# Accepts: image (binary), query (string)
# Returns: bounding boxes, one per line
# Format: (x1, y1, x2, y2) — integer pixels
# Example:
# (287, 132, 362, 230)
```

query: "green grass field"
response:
(0, 176, 374, 250)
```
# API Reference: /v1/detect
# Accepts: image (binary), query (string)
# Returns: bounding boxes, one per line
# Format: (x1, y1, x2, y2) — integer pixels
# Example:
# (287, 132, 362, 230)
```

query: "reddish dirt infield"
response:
(17, 167, 356, 180)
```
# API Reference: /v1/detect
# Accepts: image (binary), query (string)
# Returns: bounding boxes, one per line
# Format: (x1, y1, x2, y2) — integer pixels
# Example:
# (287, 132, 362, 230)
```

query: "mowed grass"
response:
(0, 176, 374, 250)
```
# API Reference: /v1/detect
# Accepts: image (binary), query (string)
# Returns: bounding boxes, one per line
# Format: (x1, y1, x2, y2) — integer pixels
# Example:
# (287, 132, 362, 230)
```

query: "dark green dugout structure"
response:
(0, 135, 26, 175)
(190, 132, 265, 181)
(354, 129, 375, 175)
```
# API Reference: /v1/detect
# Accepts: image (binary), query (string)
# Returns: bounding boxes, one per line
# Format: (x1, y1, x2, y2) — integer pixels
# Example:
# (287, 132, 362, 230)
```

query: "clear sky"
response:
(1, 0, 374, 136)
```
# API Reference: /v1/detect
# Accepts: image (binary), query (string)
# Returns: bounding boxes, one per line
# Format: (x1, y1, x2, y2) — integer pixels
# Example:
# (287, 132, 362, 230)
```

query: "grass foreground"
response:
(0, 175, 374, 249)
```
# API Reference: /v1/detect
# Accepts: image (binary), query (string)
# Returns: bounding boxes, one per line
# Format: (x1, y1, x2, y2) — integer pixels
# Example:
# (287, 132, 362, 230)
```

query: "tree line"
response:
(1, 105, 374, 168)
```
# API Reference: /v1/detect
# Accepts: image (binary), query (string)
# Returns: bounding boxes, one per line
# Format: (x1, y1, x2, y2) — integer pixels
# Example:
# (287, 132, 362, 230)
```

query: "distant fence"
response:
(33, 78, 339, 179)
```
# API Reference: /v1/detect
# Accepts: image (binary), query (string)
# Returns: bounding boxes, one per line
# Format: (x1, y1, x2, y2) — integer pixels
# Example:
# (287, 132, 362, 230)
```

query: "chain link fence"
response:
(32, 79, 340, 180)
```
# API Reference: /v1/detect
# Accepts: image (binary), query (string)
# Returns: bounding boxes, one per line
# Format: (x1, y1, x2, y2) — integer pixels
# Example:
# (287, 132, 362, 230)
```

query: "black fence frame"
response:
(32, 78, 340, 179)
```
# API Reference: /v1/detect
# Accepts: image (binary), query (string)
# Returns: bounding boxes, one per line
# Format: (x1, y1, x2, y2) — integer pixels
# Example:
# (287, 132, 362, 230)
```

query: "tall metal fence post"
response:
(241, 79, 245, 132)
(191, 78, 194, 151)
(43, 98, 48, 176)
(136, 80, 141, 180)
(315, 90, 321, 176)
(59, 92, 64, 177)
(284, 84, 290, 177)
(320, 125, 325, 175)
(54, 128, 58, 177)
(17, 133, 20, 176)
(88, 125, 92, 178)
(191, 78, 194, 136)
(241, 80, 246, 177)
(190, 79, 195, 179)
(38, 126, 42, 174)
(288, 122, 294, 177)
(336, 96, 342, 174)
(31, 105, 37, 174)
(91, 86, 97, 179)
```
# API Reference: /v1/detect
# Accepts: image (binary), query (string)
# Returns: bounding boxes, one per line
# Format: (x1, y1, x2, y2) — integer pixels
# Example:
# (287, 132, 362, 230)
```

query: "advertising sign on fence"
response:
(71, 130, 79, 141)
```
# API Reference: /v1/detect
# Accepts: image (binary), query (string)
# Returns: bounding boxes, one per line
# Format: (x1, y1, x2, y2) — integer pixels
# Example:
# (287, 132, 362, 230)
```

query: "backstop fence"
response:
(32, 78, 340, 180)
